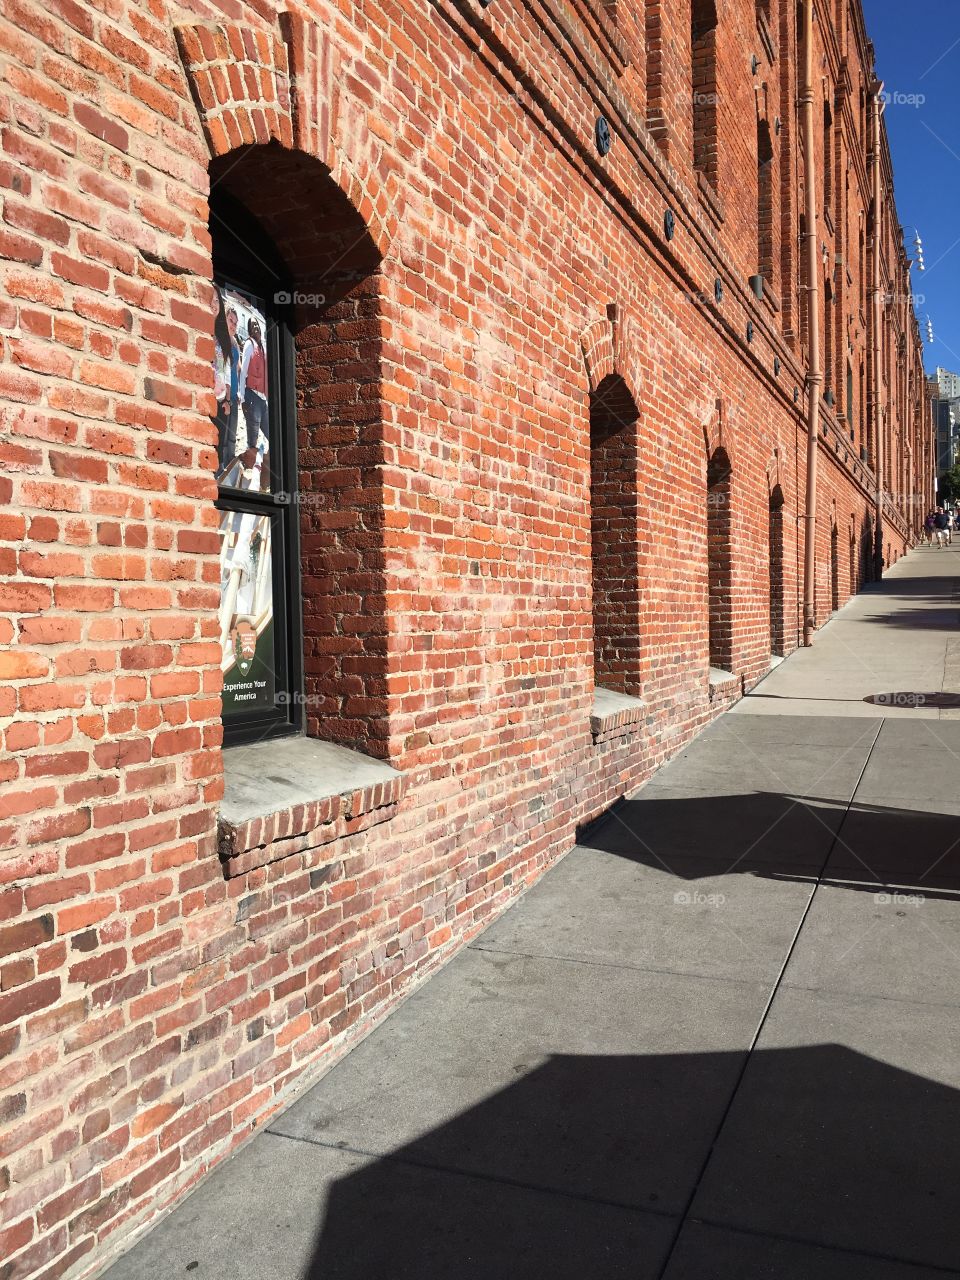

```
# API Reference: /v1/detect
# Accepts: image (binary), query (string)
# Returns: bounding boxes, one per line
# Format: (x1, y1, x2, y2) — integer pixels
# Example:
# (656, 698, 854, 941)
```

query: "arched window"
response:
(824, 274, 835, 405)
(830, 522, 840, 612)
(757, 117, 775, 281)
(768, 485, 785, 656)
(212, 195, 301, 746)
(691, 0, 719, 189)
(707, 447, 733, 672)
(590, 375, 642, 695)
(207, 144, 388, 758)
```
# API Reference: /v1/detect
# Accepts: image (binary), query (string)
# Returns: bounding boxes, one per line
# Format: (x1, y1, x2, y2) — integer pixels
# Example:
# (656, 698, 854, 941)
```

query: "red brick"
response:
(57, 898, 114, 934)
(3, 198, 70, 246)
(0, 651, 49, 680)
(0, 227, 43, 266)
(73, 101, 128, 152)
(0, 977, 60, 1026)
(0, 915, 54, 957)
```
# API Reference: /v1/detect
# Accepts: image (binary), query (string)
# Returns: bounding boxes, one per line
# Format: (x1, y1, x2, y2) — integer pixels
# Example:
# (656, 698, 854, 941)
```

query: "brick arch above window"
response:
(174, 14, 401, 262)
(580, 316, 616, 392)
(579, 307, 644, 403)
(701, 401, 739, 474)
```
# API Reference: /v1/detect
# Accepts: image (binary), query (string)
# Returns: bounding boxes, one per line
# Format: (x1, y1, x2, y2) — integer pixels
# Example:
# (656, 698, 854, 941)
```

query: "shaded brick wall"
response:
(768, 484, 786, 655)
(706, 447, 733, 671)
(297, 280, 390, 759)
(0, 0, 932, 1277)
(590, 374, 642, 695)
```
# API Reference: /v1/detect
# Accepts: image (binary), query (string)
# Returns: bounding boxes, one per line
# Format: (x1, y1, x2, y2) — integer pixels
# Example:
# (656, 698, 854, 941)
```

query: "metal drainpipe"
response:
(869, 79, 885, 577)
(800, 0, 822, 647)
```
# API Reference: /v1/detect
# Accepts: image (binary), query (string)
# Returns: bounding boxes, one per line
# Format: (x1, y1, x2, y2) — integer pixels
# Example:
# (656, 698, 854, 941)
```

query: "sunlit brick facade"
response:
(0, 0, 931, 1275)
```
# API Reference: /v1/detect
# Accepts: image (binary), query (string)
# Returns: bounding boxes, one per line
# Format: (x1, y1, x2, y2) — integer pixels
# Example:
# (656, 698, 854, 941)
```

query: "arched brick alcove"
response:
(768, 483, 785, 656)
(176, 10, 406, 761)
(208, 146, 391, 759)
(590, 373, 642, 695)
(707, 446, 733, 671)
(175, 15, 401, 264)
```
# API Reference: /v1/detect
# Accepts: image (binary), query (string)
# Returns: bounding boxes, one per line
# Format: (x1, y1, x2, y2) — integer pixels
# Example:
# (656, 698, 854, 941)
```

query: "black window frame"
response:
(211, 194, 303, 749)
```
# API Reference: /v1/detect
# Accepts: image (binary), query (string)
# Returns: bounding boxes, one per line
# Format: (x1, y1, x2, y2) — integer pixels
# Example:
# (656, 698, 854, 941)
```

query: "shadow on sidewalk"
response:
(307, 1045, 960, 1277)
(858, 607, 960, 630)
(577, 791, 960, 897)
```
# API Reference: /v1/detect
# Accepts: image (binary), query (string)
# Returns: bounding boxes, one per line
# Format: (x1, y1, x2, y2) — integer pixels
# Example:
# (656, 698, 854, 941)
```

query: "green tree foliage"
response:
(938, 463, 960, 504)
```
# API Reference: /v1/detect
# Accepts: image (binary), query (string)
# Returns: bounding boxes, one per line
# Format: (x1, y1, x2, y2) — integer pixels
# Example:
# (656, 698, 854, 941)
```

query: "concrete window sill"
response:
(591, 686, 646, 743)
(218, 736, 405, 877)
(708, 666, 740, 699)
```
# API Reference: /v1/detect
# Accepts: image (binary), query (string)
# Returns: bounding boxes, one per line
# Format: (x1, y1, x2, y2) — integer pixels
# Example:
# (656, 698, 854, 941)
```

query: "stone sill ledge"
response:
(591, 686, 646, 742)
(218, 736, 405, 877)
(708, 667, 740, 699)
(696, 171, 724, 229)
(566, 0, 630, 76)
(760, 281, 781, 316)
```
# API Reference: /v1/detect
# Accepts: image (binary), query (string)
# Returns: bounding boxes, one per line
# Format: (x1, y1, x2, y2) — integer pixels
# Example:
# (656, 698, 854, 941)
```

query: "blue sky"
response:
(867, 1, 960, 376)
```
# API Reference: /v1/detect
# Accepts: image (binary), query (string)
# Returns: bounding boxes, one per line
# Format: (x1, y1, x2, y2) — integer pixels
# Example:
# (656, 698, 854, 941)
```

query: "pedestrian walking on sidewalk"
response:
(925, 510, 937, 544)
(947, 510, 956, 546)
(933, 507, 949, 548)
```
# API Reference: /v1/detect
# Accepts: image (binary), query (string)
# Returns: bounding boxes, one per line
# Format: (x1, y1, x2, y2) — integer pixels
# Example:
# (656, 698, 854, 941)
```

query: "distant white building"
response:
(936, 367, 960, 401)
(931, 370, 960, 472)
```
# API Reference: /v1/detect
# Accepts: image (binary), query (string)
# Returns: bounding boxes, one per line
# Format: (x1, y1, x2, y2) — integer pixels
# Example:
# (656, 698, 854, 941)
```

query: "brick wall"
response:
(0, 0, 932, 1277)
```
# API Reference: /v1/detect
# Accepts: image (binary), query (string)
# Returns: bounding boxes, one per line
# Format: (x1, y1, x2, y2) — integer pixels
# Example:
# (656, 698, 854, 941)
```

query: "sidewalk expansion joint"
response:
(467, 941, 770, 989)
(778, 978, 960, 1015)
(653, 718, 885, 1280)
(688, 1214, 960, 1277)
(264, 1127, 680, 1223)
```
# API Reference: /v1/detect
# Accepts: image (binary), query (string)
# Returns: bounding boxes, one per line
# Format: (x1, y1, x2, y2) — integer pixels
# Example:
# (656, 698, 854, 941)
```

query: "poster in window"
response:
(217, 507, 276, 717)
(212, 282, 271, 495)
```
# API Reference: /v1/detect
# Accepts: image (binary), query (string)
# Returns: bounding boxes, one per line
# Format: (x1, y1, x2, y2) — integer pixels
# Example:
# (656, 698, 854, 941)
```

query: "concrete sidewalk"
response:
(103, 546, 960, 1280)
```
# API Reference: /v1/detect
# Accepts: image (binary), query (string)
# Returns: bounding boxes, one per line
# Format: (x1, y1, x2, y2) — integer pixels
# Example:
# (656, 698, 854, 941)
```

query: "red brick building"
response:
(0, 0, 931, 1274)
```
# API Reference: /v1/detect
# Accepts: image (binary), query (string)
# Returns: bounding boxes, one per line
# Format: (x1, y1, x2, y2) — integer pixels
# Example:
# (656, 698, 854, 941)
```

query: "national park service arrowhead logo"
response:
(232, 622, 257, 675)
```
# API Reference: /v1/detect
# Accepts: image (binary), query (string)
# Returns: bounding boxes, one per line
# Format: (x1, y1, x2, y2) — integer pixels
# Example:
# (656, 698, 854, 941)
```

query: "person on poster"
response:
(238, 316, 268, 468)
(213, 292, 240, 473)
